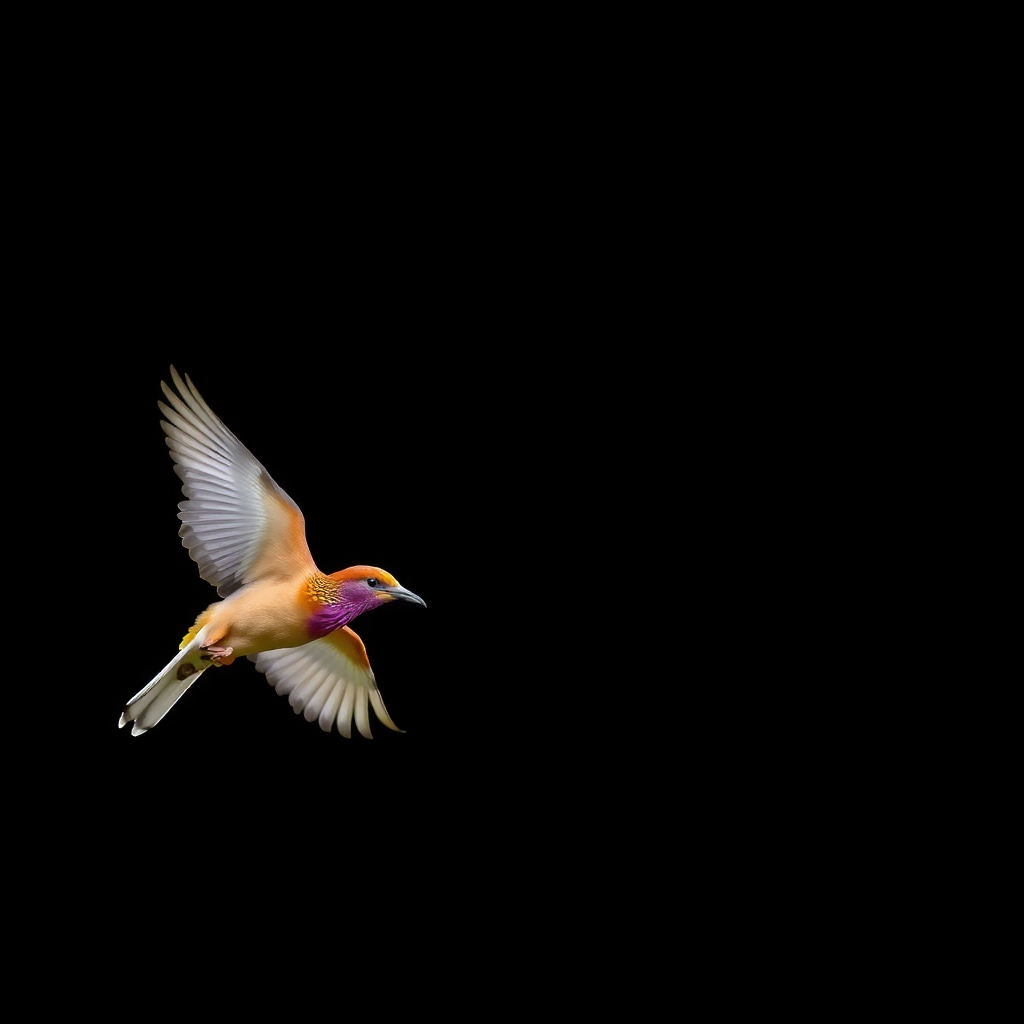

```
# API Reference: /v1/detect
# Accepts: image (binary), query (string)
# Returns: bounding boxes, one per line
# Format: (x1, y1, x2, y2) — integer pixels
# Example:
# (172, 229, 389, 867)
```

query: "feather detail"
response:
(251, 626, 403, 739)
(119, 625, 214, 735)
(160, 366, 315, 596)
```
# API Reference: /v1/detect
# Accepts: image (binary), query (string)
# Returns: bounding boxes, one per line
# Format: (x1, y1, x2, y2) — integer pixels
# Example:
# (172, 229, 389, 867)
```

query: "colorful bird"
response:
(118, 367, 425, 739)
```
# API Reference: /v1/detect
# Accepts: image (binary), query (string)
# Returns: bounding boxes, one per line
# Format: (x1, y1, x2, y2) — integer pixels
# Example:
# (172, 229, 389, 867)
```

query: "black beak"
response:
(383, 584, 427, 608)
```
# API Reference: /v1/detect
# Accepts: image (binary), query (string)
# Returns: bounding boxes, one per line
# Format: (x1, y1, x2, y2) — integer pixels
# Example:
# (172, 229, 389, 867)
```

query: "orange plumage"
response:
(118, 368, 425, 739)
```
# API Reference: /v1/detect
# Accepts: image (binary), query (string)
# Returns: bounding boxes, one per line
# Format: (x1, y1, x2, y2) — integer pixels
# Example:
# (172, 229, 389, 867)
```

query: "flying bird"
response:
(118, 366, 425, 740)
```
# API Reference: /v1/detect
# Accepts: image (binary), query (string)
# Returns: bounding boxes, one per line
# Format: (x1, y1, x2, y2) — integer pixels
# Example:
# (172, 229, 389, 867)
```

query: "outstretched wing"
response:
(252, 626, 404, 739)
(159, 366, 317, 597)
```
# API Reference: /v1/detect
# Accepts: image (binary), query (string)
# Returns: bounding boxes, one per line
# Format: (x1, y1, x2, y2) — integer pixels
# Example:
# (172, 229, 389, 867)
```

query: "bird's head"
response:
(329, 566, 427, 619)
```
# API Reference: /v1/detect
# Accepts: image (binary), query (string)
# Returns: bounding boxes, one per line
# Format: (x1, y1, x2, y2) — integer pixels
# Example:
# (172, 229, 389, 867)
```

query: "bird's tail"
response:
(119, 625, 213, 736)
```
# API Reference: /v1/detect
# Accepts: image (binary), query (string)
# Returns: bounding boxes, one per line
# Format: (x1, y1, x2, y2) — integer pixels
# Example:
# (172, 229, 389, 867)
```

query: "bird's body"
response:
(118, 367, 425, 740)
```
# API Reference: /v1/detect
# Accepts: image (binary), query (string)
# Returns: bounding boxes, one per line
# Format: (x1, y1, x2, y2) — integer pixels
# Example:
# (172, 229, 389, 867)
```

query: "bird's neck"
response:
(304, 575, 357, 638)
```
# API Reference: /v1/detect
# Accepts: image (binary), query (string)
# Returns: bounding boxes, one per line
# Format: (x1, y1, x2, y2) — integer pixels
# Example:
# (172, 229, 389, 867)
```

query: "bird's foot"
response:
(201, 644, 236, 666)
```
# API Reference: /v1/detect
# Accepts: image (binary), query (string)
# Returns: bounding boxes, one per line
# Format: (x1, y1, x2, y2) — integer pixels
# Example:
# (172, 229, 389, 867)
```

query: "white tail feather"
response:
(119, 626, 212, 735)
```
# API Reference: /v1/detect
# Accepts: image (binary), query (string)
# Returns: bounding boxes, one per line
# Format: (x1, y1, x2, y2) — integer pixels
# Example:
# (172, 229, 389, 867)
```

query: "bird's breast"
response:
(306, 598, 351, 638)
(208, 580, 327, 655)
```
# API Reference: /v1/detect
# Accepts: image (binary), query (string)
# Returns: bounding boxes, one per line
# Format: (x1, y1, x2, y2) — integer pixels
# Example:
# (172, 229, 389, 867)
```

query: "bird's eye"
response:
(367, 577, 379, 588)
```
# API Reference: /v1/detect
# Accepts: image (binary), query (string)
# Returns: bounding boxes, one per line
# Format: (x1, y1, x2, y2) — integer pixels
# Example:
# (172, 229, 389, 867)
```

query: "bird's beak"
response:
(383, 585, 427, 608)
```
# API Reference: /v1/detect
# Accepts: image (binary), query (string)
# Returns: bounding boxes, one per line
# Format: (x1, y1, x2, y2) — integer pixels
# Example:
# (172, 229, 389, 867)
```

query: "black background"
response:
(22, 138, 627, 939)
(28, 252, 637, 979)
(9, 57, 678, 1012)
(51, 318, 553, 878)
(80, 344, 503, 762)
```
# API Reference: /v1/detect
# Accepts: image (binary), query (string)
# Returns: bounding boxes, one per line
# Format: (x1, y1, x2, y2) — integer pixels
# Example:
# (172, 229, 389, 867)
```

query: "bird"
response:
(118, 366, 426, 740)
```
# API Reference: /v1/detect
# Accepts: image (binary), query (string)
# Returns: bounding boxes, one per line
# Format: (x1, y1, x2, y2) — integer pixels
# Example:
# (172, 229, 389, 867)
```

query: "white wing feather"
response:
(252, 627, 403, 739)
(159, 366, 311, 597)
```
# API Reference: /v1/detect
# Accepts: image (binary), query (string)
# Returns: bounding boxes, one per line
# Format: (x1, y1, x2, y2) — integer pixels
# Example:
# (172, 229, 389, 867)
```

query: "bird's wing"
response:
(252, 626, 404, 739)
(159, 366, 316, 597)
